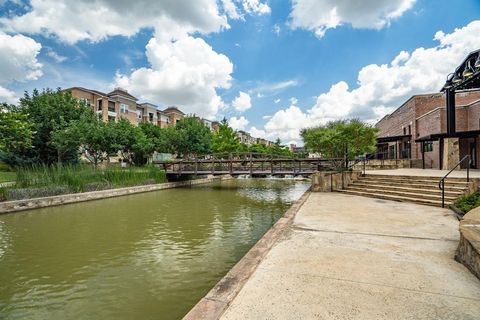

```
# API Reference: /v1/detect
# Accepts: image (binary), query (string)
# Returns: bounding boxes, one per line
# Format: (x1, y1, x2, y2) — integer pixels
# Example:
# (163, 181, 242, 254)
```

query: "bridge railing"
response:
(154, 153, 343, 175)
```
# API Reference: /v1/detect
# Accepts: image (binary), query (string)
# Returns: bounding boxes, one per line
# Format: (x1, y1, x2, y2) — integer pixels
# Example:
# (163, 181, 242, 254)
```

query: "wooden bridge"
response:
(154, 153, 340, 176)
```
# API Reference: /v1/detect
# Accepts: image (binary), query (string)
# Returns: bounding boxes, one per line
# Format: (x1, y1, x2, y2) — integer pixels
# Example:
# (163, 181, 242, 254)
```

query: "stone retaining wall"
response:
(311, 171, 362, 192)
(456, 207, 480, 280)
(0, 175, 232, 214)
(352, 159, 412, 171)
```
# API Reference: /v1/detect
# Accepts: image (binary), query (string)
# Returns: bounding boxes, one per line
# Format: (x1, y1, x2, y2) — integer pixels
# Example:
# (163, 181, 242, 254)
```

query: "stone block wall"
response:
(311, 171, 361, 192)
(455, 207, 480, 280)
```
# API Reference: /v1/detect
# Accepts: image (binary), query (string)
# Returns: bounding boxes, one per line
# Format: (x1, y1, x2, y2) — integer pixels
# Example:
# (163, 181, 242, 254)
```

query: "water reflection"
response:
(0, 179, 309, 320)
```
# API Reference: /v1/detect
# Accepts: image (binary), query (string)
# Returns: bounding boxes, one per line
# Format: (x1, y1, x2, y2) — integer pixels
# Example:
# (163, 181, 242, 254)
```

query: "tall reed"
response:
(2, 164, 166, 200)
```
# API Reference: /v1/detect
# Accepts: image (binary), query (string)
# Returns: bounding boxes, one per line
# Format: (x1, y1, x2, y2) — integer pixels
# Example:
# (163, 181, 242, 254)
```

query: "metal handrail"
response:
(438, 154, 471, 208)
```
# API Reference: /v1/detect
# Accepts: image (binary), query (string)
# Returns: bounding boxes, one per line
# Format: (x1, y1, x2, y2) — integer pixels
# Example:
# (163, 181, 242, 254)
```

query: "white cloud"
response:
(290, 0, 416, 38)
(229, 116, 249, 131)
(0, 32, 43, 103)
(0, 0, 229, 44)
(46, 48, 67, 63)
(273, 23, 281, 35)
(242, 0, 271, 15)
(264, 104, 312, 143)
(0, 0, 271, 44)
(249, 126, 267, 139)
(116, 35, 233, 118)
(0, 86, 18, 104)
(260, 20, 480, 143)
(232, 91, 252, 112)
(289, 97, 298, 105)
(274, 98, 281, 104)
(253, 80, 299, 94)
(222, 0, 242, 20)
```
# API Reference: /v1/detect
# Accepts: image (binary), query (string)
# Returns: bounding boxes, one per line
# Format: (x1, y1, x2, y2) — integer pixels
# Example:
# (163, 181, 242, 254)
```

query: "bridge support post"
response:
(249, 153, 253, 175)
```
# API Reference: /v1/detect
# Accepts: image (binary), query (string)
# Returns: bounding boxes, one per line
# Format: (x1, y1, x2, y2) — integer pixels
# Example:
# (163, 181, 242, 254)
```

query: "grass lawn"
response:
(0, 172, 16, 183)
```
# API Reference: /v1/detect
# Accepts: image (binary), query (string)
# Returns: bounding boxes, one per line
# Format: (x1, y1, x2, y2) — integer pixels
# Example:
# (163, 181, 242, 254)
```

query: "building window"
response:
(408, 125, 411, 135)
(120, 103, 129, 113)
(403, 127, 406, 135)
(423, 142, 433, 152)
(97, 100, 102, 111)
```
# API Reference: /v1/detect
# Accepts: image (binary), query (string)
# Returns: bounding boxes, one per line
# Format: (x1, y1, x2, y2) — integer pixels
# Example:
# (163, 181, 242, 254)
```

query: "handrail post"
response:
(442, 180, 445, 208)
(438, 154, 471, 208)
(467, 155, 470, 182)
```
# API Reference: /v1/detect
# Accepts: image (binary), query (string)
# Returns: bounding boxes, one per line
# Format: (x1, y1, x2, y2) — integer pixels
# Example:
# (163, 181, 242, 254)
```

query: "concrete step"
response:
(360, 177, 470, 187)
(336, 189, 449, 207)
(364, 174, 471, 182)
(349, 180, 467, 195)
(345, 186, 459, 202)
(351, 181, 468, 192)
(348, 183, 465, 197)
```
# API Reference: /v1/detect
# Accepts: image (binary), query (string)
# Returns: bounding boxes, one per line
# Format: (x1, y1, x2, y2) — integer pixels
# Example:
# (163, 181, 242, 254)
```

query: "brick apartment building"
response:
(68, 86, 274, 147)
(66, 87, 185, 127)
(375, 89, 480, 169)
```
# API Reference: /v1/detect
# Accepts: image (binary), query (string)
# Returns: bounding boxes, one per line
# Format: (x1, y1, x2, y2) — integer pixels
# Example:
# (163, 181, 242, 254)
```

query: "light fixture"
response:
(475, 54, 480, 69)
(463, 60, 474, 78)
(452, 73, 462, 83)
(443, 73, 454, 90)
(443, 80, 453, 90)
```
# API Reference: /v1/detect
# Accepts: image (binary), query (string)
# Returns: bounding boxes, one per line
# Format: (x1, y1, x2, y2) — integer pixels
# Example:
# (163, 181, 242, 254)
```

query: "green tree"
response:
(19, 88, 91, 165)
(0, 103, 33, 156)
(301, 119, 378, 164)
(139, 122, 176, 154)
(212, 118, 240, 154)
(109, 119, 137, 163)
(53, 113, 114, 167)
(172, 117, 212, 157)
(130, 128, 155, 165)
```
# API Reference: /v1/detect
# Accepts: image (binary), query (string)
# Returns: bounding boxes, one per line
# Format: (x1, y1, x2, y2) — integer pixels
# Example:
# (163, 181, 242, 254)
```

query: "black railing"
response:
(438, 155, 471, 208)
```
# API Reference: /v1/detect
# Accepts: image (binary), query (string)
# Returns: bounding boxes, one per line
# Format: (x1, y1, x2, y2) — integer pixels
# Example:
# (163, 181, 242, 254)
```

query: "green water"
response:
(0, 179, 309, 320)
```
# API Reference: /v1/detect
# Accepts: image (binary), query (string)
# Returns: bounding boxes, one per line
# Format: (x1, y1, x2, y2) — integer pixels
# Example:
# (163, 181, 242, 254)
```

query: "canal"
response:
(0, 179, 309, 320)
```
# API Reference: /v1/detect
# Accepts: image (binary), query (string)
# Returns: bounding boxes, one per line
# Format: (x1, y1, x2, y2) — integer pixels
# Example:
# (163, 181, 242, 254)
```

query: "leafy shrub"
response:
(454, 192, 480, 214)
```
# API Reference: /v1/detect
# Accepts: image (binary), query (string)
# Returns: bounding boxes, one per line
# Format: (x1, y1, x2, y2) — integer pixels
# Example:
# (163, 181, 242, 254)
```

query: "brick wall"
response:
(375, 90, 480, 167)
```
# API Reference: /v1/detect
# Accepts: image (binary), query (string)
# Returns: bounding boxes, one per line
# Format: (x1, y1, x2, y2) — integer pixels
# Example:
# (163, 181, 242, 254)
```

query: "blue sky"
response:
(0, 0, 479, 144)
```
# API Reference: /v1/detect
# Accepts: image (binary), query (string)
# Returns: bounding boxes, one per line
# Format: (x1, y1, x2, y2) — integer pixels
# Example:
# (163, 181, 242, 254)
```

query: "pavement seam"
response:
(292, 225, 458, 242)
(256, 267, 480, 302)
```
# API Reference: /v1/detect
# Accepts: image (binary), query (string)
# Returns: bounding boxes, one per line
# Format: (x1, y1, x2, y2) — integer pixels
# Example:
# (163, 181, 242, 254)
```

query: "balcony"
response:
(108, 110, 117, 117)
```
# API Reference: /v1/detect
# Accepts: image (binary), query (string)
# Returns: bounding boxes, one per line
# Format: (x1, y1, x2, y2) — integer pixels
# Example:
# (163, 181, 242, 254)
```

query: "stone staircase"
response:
(337, 174, 473, 207)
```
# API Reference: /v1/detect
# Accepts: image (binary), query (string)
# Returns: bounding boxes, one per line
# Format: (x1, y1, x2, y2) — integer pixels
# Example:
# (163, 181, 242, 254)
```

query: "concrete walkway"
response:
(220, 193, 480, 320)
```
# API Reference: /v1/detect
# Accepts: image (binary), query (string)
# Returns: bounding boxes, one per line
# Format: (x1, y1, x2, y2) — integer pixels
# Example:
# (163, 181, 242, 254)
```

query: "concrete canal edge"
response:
(183, 189, 311, 320)
(0, 175, 232, 214)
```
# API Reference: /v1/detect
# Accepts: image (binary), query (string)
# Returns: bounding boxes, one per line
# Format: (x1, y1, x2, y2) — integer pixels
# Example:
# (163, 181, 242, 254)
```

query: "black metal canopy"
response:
(415, 130, 480, 142)
(440, 49, 480, 136)
(441, 49, 480, 92)
(376, 134, 411, 144)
